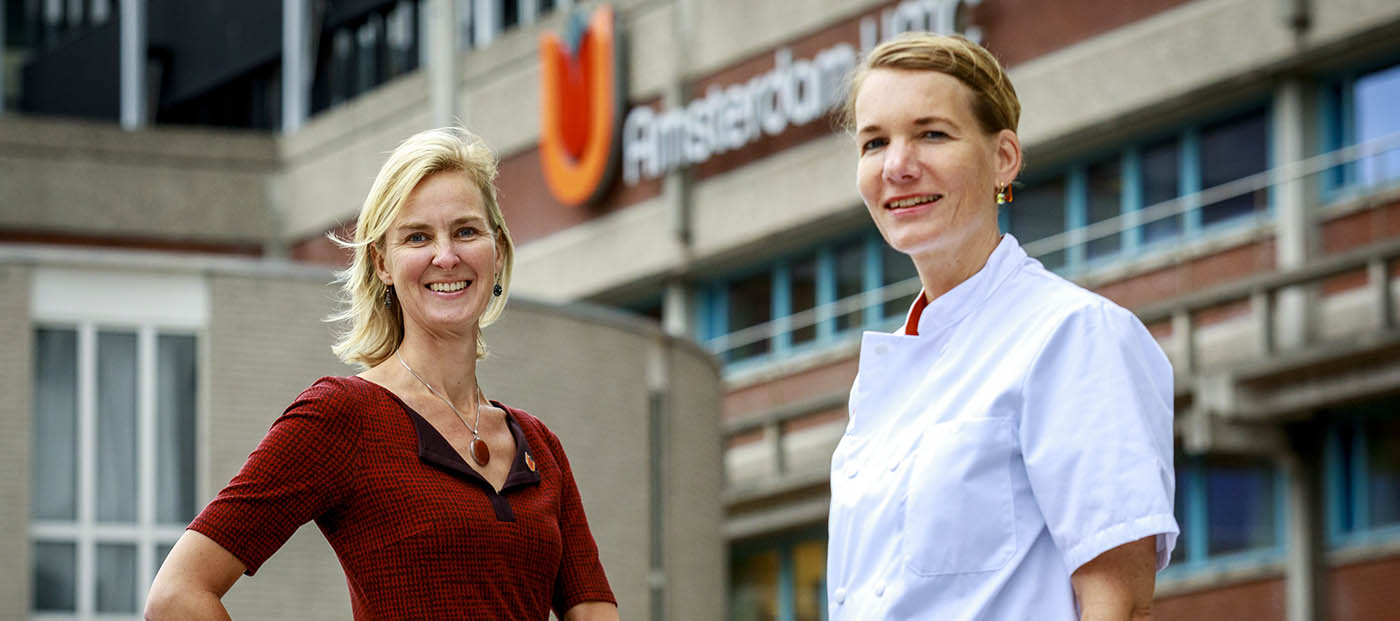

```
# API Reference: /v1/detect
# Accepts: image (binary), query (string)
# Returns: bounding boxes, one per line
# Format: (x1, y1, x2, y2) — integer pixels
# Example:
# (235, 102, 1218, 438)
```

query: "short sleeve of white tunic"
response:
(1019, 299, 1179, 573)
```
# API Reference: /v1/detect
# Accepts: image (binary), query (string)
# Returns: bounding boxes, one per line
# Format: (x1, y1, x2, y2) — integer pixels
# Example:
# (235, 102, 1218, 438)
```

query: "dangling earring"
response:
(493, 281, 503, 297)
(384, 285, 394, 309)
(996, 184, 1014, 205)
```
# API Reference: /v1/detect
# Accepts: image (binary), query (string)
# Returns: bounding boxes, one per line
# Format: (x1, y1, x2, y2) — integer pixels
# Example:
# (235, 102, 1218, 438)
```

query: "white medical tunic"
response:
(827, 234, 1178, 620)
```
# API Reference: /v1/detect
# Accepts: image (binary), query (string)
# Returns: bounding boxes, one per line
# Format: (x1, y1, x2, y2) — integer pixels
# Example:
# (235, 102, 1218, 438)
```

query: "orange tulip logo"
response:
(539, 4, 624, 207)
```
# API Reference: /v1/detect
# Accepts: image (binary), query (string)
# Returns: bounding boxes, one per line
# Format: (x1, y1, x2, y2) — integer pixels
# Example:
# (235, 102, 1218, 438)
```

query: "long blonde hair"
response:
(328, 127, 516, 368)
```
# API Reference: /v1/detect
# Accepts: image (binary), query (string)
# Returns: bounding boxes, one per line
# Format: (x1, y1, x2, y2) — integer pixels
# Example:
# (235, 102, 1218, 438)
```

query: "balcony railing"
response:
(706, 131, 1400, 369)
(718, 132, 1400, 496)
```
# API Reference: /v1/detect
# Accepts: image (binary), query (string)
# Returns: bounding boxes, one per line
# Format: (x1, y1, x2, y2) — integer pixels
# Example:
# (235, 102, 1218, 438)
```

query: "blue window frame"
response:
(1322, 58, 1400, 198)
(1167, 451, 1285, 574)
(731, 532, 827, 621)
(1325, 396, 1400, 546)
(700, 230, 904, 368)
(1001, 106, 1271, 275)
(702, 108, 1273, 369)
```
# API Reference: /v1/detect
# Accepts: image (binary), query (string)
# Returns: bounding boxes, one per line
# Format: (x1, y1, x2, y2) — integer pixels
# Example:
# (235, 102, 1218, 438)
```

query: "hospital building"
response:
(2, 0, 1399, 619)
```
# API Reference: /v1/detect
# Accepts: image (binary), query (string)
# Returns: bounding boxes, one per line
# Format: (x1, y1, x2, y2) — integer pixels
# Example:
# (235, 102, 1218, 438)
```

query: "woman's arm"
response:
(562, 601, 620, 621)
(1070, 536, 1158, 621)
(144, 530, 247, 621)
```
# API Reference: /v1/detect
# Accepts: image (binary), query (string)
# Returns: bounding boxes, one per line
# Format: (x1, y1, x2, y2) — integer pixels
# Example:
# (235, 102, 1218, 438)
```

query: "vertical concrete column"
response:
(119, 0, 147, 129)
(1273, 78, 1315, 350)
(666, 0, 695, 241)
(1283, 425, 1326, 621)
(662, 280, 690, 338)
(660, 0, 696, 350)
(281, 0, 309, 133)
(1, 0, 7, 118)
(645, 340, 671, 621)
(426, 0, 457, 127)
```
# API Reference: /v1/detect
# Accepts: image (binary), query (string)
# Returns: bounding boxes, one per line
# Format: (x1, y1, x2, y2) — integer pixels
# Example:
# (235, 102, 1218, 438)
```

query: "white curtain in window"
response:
(157, 335, 198, 524)
(96, 543, 137, 613)
(33, 541, 77, 612)
(33, 328, 78, 521)
(97, 331, 138, 523)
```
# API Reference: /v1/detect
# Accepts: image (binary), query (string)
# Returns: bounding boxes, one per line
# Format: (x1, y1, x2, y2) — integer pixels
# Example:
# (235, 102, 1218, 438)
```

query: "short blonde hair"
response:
(328, 127, 516, 368)
(843, 33, 1020, 135)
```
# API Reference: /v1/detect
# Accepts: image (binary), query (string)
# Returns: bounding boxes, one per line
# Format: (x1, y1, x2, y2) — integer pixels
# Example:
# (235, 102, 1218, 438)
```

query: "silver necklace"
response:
(396, 350, 491, 467)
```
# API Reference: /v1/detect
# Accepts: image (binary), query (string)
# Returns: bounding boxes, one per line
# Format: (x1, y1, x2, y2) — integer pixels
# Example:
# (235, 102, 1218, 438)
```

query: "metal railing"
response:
(706, 131, 1400, 366)
(720, 132, 1400, 495)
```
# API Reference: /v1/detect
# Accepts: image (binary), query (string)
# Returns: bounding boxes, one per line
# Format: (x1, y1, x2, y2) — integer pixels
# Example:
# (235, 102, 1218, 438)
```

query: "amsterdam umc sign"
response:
(538, 1, 982, 208)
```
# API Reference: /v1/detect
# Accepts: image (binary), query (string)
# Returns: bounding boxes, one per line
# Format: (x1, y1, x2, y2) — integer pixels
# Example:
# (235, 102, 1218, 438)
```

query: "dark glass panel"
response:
(1200, 110, 1268, 227)
(790, 255, 818, 346)
(1141, 139, 1182, 244)
(727, 272, 773, 362)
(1205, 456, 1277, 556)
(1008, 177, 1067, 271)
(1087, 157, 1122, 260)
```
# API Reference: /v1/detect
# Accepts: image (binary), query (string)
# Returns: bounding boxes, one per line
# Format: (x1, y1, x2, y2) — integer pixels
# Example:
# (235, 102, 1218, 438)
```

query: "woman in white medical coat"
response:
(826, 33, 1179, 620)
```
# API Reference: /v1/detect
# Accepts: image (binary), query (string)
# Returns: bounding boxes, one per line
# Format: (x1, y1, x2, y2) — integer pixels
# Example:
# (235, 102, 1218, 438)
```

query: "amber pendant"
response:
(470, 436, 491, 467)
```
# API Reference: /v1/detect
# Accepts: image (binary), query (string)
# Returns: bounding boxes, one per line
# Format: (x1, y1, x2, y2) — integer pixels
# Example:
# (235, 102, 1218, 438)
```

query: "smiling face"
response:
(854, 68, 1020, 266)
(373, 171, 503, 342)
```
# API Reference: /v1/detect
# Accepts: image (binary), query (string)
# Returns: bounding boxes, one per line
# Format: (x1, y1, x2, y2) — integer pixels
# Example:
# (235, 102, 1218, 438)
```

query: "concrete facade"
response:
(0, 263, 33, 621)
(0, 119, 278, 249)
(5, 0, 1400, 619)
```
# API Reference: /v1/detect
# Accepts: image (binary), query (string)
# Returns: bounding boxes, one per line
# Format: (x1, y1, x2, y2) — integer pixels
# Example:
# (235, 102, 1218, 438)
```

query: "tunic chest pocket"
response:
(904, 417, 1017, 576)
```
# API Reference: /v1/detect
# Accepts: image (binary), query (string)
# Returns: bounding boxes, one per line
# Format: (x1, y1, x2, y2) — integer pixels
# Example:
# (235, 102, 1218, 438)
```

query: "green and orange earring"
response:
(996, 184, 1014, 205)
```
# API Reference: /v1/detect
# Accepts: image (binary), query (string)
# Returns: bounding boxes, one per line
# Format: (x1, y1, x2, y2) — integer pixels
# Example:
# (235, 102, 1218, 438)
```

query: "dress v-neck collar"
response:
(351, 376, 542, 521)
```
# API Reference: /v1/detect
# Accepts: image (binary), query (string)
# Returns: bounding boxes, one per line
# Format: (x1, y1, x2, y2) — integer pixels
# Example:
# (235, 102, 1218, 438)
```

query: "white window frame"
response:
(30, 268, 207, 621)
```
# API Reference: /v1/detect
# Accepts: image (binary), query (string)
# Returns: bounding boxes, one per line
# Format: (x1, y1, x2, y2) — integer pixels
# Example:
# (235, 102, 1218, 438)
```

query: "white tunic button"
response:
(889, 458, 900, 471)
(834, 587, 847, 604)
(846, 466, 859, 479)
(875, 582, 886, 597)
(874, 343, 891, 356)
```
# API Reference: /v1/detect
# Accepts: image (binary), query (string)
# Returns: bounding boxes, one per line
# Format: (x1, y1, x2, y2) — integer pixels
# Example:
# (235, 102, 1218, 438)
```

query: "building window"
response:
(31, 322, 198, 617)
(1002, 107, 1270, 274)
(1353, 63, 1400, 188)
(789, 253, 819, 347)
(1140, 138, 1183, 244)
(1169, 452, 1282, 572)
(313, 1, 422, 116)
(1203, 456, 1279, 556)
(832, 240, 867, 333)
(26, 0, 111, 52)
(1198, 109, 1270, 227)
(726, 271, 773, 362)
(500, 0, 521, 30)
(462, 0, 560, 49)
(703, 231, 913, 367)
(880, 243, 917, 320)
(1326, 396, 1400, 544)
(731, 549, 779, 621)
(1326, 61, 1400, 195)
(731, 536, 826, 621)
(1002, 175, 1067, 271)
(1085, 156, 1124, 261)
